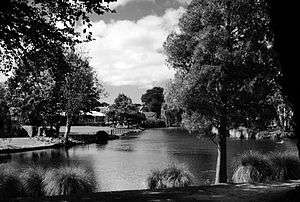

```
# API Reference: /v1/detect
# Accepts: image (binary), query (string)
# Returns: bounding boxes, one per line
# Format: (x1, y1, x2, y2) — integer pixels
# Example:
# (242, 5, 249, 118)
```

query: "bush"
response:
(0, 164, 24, 199)
(232, 151, 273, 183)
(141, 119, 166, 128)
(147, 165, 193, 189)
(269, 152, 300, 181)
(232, 151, 300, 183)
(43, 165, 96, 196)
(20, 165, 46, 197)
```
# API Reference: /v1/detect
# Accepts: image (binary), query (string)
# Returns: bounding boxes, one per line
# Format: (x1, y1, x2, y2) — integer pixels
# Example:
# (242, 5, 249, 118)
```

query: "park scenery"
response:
(0, 0, 299, 201)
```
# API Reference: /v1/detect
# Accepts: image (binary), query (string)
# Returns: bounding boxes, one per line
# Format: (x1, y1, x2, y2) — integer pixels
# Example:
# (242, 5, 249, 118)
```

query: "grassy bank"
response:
(0, 137, 64, 154)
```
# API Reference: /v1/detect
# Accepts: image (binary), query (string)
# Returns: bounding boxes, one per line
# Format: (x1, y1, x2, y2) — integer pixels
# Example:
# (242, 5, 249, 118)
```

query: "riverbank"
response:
(0, 137, 64, 154)
(10, 180, 300, 201)
(0, 127, 144, 154)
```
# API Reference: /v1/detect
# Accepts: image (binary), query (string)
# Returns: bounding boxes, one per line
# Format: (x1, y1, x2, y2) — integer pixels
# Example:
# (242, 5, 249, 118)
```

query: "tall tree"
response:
(141, 87, 164, 118)
(6, 48, 60, 136)
(164, 0, 280, 183)
(62, 52, 104, 141)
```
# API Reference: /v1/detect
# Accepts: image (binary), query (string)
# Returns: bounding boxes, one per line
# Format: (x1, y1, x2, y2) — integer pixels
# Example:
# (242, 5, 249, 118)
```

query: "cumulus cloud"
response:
(107, 0, 191, 9)
(81, 7, 185, 87)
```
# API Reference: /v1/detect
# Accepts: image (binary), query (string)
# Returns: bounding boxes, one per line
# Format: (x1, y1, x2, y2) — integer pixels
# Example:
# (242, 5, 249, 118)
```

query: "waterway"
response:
(0, 128, 297, 191)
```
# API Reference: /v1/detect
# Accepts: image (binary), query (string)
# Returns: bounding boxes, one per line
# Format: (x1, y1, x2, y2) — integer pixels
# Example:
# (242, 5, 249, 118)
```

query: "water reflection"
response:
(0, 128, 297, 191)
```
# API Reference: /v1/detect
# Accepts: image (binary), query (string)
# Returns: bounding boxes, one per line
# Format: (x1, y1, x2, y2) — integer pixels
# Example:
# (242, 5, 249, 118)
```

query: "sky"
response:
(0, 0, 191, 104)
(81, 0, 191, 104)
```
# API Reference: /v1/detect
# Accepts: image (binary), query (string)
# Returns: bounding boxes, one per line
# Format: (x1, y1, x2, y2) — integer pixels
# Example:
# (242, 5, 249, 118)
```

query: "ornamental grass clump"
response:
(232, 151, 273, 183)
(43, 165, 96, 196)
(147, 165, 193, 190)
(0, 164, 24, 199)
(269, 152, 300, 181)
(19, 165, 46, 197)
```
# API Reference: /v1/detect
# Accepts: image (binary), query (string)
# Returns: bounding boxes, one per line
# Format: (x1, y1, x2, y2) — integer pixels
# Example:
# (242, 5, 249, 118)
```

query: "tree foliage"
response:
(107, 94, 145, 127)
(141, 87, 164, 118)
(0, 0, 116, 73)
(164, 0, 281, 183)
(6, 49, 103, 138)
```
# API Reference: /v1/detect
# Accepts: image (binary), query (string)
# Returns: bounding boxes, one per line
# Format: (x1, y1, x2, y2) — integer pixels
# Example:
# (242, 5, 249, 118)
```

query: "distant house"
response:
(94, 106, 109, 114)
(139, 105, 157, 120)
(79, 111, 106, 125)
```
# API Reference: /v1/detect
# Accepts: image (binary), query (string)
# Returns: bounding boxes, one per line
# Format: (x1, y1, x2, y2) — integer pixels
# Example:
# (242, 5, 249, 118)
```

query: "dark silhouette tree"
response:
(141, 87, 164, 118)
(269, 1, 300, 158)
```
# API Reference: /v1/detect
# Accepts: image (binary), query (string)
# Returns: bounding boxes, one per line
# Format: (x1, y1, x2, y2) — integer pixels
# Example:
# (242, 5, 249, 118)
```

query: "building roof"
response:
(85, 111, 106, 117)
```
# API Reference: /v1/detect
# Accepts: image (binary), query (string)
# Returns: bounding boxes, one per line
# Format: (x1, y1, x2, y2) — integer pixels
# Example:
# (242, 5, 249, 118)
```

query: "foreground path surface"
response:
(10, 181, 300, 202)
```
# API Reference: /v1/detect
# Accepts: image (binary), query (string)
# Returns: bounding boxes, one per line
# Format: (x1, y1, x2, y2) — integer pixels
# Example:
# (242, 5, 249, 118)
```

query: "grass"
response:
(43, 164, 96, 196)
(269, 152, 300, 181)
(147, 165, 193, 189)
(232, 150, 300, 183)
(19, 165, 46, 197)
(0, 163, 24, 199)
(0, 162, 97, 198)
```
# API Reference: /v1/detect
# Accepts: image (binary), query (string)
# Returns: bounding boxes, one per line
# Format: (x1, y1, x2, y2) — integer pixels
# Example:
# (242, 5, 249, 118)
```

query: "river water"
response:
(0, 128, 297, 191)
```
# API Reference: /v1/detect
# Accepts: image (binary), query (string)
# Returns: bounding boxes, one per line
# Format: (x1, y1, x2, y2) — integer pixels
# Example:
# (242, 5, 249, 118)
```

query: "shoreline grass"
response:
(147, 164, 193, 190)
(0, 162, 97, 198)
(232, 150, 300, 183)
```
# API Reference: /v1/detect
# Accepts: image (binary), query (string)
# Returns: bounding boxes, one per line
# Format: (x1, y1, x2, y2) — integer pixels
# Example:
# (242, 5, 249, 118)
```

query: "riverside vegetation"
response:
(0, 162, 96, 199)
(232, 151, 300, 183)
(1, 150, 300, 199)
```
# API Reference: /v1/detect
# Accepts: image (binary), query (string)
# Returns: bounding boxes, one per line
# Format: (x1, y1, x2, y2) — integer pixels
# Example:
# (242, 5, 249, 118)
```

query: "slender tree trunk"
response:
(55, 124, 60, 137)
(215, 117, 228, 184)
(64, 114, 72, 143)
(31, 125, 38, 137)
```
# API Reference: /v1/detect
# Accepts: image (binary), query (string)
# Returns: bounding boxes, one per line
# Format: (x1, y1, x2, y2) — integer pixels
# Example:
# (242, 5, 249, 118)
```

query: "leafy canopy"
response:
(0, 0, 116, 73)
(164, 0, 280, 130)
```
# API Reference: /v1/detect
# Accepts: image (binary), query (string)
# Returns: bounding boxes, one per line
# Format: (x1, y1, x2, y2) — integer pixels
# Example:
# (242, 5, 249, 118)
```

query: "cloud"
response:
(81, 7, 185, 87)
(107, 0, 191, 9)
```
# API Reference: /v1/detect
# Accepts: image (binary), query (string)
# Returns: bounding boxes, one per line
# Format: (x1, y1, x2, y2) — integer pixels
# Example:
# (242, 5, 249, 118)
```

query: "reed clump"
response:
(43, 165, 96, 196)
(147, 165, 193, 189)
(0, 162, 97, 198)
(269, 152, 300, 181)
(19, 165, 46, 197)
(0, 164, 24, 199)
(232, 150, 300, 183)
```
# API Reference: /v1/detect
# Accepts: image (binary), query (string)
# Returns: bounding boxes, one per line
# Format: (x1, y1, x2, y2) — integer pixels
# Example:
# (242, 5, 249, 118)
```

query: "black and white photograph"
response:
(0, 0, 299, 201)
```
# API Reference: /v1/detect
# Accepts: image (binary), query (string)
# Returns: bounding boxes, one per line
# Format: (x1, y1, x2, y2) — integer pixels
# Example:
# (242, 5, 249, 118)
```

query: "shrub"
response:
(269, 152, 300, 181)
(43, 165, 96, 196)
(0, 164, 24, 198)
(232, 151, 273, 183)
(141, 119, 166, 128)
(20, 165, 46, 197)
(232, 151, 300, 183)
(147, 165, 193, 189)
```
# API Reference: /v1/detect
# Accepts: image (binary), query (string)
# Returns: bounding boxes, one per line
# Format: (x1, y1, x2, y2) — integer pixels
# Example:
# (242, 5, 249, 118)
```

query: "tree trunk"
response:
(55, 124, 60, 137)
(64, 114, 72, 143)
(215, 117, 228, 184)
(31, 125, 38, 137)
